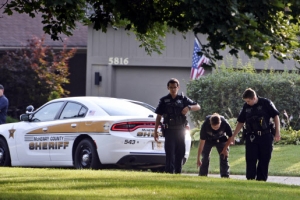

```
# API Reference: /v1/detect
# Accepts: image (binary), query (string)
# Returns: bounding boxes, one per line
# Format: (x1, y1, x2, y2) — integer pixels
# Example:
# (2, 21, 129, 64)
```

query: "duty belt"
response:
(164, 124, 185, 129)
(249, 130, 270, 136)
(207, 139, 221, 143)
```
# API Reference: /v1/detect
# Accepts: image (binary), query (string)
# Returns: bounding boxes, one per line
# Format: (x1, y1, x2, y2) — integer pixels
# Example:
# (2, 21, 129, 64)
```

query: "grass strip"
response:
(183, 145, 300, 176)
(0, 168, 299, 200)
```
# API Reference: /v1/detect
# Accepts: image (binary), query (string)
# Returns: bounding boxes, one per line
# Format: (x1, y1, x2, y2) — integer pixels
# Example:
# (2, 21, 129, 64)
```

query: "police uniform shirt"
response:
(200, 116, 232, 141)
(155, 93, 197, 117)
(237, 97, 280, 125)
(0, 94, 9, 124)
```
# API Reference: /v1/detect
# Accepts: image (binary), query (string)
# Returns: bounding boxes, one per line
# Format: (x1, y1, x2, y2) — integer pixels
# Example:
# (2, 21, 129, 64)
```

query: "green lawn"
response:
(0, 168, 300, 200)
(1, 145, 300, 199)
(183, 144, 300, 176)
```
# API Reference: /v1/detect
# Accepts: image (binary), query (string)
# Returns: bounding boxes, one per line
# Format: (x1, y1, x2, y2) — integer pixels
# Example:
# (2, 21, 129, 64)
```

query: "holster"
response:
(269, 123, 275, 136)
(160, 122, 165, 137)
(242, 127, 247, 140)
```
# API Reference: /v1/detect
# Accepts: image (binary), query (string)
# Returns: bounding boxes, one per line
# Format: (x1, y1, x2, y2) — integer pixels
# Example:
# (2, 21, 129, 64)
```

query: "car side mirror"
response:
(20, 114, 29, 122)
(26, 105, 34, 113)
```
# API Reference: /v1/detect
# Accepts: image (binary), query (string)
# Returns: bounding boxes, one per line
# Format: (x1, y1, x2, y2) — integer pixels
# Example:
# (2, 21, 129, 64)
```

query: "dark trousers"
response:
(199, 141, 230, 177)
(245, 133, 273, 181)
(164, 129, 186, 174)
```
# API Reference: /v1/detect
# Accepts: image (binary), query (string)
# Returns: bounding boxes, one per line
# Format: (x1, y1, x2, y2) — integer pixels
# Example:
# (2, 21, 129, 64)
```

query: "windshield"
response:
(96, 99, 155, 117)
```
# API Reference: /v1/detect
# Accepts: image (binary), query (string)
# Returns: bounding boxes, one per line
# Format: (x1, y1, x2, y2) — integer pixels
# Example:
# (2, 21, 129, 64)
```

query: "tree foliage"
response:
(2, 0, 300, 67)
(0, 36, 76, 118)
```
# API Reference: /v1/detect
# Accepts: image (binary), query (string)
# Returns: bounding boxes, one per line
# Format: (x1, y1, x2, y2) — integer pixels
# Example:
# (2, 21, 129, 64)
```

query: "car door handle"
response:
(42, 127, 48, 132)
(71, 123, 77, 128)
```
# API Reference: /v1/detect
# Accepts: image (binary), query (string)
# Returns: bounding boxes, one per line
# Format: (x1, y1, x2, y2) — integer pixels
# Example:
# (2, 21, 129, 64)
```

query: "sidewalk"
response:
(186, 174, 300, 186)
(209, 174, 300, 186)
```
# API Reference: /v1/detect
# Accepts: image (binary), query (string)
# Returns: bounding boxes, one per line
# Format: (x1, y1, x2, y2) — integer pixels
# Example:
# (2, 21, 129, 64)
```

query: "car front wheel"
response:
(74, 138, 101, 169)
(0, 138, 11, 167)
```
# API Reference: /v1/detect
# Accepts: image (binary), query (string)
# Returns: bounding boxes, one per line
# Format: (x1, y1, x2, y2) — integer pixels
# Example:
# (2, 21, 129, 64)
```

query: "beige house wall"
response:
(86, 26, 297, 108)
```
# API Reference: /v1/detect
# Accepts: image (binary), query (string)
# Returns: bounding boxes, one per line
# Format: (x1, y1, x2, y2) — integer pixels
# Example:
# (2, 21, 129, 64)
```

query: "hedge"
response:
(187, 65, 300, 130)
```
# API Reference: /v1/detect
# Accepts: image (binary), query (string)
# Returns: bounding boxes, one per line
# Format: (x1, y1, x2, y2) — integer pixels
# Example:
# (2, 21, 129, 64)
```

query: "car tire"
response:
(0, 138, 11, 167)
(74, 138, 101, 169)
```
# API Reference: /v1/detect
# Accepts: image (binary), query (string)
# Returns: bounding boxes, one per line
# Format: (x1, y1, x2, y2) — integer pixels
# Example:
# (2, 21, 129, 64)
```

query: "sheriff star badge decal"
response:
(9, 126, 16, 139)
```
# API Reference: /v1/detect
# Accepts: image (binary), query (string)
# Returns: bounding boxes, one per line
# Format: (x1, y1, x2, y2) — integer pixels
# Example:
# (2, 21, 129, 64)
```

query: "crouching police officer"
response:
(224, 88, 281, 181)
(197, 113, 233, 178)
(154, 78, 200, 174)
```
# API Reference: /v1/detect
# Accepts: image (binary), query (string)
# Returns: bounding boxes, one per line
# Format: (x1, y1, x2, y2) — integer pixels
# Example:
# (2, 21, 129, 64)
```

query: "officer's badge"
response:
(246, 108, 252, 113)
(176, 100, 182, 104)
(257, 106, 262, 110)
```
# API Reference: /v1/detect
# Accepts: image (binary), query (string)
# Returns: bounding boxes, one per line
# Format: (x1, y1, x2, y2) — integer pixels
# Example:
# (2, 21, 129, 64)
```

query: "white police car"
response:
(0, 97, 191, 171)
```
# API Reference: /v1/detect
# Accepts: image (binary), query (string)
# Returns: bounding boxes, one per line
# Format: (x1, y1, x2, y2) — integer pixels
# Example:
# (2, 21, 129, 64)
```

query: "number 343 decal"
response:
(124, 140, 136, 144)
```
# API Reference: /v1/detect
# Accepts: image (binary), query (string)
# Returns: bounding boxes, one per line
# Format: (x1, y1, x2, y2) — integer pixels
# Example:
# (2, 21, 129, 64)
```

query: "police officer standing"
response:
(154, 78, 200, 174)
(223, 88, 281, 181)
(197, 113, 233, 177)
(0, 84, 9, 124)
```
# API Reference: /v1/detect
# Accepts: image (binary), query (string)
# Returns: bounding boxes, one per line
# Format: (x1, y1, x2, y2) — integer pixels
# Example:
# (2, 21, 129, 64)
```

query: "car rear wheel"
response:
(74, 138, 101, 169)
(0, 138, 11, 167)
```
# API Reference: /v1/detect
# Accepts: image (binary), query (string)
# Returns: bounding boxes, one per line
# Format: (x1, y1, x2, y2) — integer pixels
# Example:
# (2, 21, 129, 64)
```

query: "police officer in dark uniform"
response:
(154, 78, 200, 174)
(0, 84, 9, 124)
(224, 88, 281, 181)
(197, 113, 233, 177)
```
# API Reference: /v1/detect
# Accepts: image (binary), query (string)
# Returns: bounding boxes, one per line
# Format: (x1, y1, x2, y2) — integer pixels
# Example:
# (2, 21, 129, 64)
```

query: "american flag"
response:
(88, 110, 95, 116)
(190, 38, 210, 80)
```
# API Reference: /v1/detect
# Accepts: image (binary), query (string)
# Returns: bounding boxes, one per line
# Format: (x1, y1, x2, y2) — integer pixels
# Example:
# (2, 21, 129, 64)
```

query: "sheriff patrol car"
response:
(0, 97, 191, 171)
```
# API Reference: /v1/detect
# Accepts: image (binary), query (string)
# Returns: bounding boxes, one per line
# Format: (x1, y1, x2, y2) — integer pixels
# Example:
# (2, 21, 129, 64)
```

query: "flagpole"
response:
(194, 34, 209, 62)
(194, 34, 214, 67)
(190, 34, 214, 80)
(194, 34, 203, 50)
(191, 36, 207, 79)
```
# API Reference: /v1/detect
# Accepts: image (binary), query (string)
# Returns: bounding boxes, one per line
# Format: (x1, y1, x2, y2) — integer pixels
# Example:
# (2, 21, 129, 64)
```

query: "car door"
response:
(15, 101, 65, 165)
(49, 102, 88, 161)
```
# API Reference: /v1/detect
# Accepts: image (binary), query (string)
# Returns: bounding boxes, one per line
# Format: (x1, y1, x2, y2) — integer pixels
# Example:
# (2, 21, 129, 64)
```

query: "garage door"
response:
(112, 66, 191, 108)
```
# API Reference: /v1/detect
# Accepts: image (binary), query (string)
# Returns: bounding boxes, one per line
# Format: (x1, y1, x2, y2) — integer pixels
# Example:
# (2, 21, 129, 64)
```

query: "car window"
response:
(32, 102, 64, 122)
(97, 100, 155, 116)
(59, 102, 87, 119)
(78, 106, 88, 117)
(129, 101, 156, 112)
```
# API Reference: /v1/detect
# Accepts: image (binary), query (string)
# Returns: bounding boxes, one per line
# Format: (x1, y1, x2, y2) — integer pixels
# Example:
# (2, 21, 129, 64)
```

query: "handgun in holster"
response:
(160, 122, 165, 137)
(269, 123, 276, 136)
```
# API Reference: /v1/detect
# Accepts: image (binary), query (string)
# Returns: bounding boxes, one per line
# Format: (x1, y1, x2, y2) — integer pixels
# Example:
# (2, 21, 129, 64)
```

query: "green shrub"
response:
(190, 127, 200, 141)
(6, 116, 19, 123)
(187, 63, 300, 130)
(275, 127, 300, 145)
(0, 36, 76, 119)
(187, 61, 300, 145)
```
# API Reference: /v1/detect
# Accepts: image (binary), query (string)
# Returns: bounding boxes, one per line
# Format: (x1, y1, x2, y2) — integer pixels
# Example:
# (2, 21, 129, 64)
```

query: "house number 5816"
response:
(108, 57, 129, 65)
